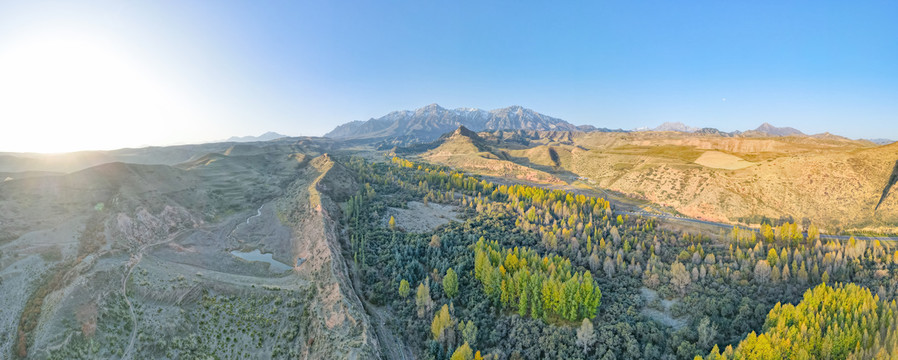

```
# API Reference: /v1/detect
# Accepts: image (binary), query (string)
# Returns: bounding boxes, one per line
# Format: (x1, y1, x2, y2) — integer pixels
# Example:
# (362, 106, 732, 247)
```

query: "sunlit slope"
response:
(418, 126, 563, 184)
(414, 129, 898, 231)
(707, 283, 898, 359)
(569, 135, 897, 230)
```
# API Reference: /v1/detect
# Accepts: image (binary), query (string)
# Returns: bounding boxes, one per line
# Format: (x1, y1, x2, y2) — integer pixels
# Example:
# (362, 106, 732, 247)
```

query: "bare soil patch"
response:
(640, 287, 687, 329)
(694, 151, 756, 170)
(386, 201, 461, 232)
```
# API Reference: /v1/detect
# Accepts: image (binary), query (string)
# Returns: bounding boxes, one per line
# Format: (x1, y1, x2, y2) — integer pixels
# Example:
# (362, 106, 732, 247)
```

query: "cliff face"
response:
(278, 154, 380, 359)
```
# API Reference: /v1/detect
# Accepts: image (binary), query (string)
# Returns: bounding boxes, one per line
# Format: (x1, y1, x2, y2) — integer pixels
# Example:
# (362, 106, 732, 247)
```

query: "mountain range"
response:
(651, 122, 700, 133)
(646, 121, 806, 137)
(867, 138, 896, 145)
(225, 132, 288, 142)
(324, 104, 873, 145)
(752, 122, 804, 136)
(324, 104, 586, 144)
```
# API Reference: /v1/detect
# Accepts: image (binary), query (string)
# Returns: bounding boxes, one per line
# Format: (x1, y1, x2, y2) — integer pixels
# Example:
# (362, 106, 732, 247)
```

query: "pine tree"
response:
(444, 268, 459, 299)
(450, 342, 474, 360)
(416, 280, 433, 318)
(460, 320, 477, 346)
(431, 304, 452, 341)
(399, 279, 410, 298)
(518, 286, 529, 317)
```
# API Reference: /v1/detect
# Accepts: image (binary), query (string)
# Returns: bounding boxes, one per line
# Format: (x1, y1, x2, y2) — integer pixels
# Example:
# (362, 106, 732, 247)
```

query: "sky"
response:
(0, 0, 896, 152)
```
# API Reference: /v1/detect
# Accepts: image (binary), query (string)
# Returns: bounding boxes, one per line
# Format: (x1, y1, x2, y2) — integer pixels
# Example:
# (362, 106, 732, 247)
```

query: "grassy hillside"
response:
(417, 127, 564, 184)
(339, 156, 898, 359)
(408, 130, 897, 233)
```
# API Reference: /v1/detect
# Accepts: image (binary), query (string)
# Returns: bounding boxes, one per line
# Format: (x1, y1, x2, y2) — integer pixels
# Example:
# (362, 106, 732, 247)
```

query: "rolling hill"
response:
(411, 126, 563, 184)
(2, 121, 897, 359)
(0, 141, 379, 358)
(401, 128, 898, 233)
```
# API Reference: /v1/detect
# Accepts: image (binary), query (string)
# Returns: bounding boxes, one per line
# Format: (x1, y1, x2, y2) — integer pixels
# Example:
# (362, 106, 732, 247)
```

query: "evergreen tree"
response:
(399, 279, 410, 298)
(444, 268, 459, 299)
(450, 342, 474, 360)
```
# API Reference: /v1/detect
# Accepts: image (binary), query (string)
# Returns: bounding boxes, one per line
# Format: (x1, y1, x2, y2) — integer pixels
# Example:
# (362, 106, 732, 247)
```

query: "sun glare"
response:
(0, 33, 200, 153)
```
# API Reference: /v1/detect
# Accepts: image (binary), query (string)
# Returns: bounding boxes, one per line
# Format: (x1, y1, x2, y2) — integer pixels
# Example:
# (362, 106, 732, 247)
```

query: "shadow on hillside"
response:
(876, 160, 898, 211)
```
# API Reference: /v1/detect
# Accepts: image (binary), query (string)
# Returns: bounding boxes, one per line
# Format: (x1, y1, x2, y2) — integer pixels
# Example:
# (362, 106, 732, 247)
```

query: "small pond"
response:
(230, 249, 293, 272)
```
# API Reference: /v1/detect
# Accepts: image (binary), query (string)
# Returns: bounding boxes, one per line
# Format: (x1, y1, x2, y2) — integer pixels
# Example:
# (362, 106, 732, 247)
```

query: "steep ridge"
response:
(425, 126, 492, 157)
(277, 154, 381, 359)
(416, 127, 563, 184)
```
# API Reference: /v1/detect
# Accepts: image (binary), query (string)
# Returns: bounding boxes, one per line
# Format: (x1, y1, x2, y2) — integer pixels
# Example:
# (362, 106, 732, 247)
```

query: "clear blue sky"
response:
(1, 0, 896, 151)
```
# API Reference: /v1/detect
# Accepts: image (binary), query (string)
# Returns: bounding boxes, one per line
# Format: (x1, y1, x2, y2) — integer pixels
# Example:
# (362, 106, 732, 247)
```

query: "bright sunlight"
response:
(0, 32, 201, 153)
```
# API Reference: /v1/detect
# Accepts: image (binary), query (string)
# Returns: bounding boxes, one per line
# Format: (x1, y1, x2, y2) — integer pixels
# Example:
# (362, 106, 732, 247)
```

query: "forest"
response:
(340, 156, 898, 359)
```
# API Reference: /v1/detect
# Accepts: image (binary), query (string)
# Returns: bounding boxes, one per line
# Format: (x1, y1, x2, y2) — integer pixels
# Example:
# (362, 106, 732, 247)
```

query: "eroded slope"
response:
(0, 145, 381, 359)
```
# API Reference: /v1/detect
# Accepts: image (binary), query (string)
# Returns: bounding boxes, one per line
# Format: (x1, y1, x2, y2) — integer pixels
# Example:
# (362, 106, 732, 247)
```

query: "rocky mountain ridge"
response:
(325, 104, 580, 144)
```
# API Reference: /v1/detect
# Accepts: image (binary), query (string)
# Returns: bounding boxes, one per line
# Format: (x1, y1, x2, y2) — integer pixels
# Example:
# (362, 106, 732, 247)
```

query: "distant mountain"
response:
(226, 132, 288, 142)
(325, 104, 581, 144)
(866, 138, 895, 145)
(753, 123, 804, 136)
(696, 128, 731, 136)
(810, 132, 852, 141)
(652, 122, 699, 133)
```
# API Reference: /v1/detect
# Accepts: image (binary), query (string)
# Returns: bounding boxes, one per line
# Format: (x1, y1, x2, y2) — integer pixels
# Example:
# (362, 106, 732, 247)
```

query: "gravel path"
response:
(120, 229, 187, 360)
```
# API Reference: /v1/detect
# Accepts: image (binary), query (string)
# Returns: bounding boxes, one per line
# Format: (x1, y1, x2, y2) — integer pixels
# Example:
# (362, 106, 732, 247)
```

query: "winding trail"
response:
(120, 230, 187, 360)
(120, 205, 279, 359)
(231, 204, 265, 237)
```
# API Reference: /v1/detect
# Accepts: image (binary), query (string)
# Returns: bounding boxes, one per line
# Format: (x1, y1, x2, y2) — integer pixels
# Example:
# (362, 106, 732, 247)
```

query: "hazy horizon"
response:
(4, 3, 898, 358)
(3, 101, 891, 155)
(1, 0, 896, 152)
